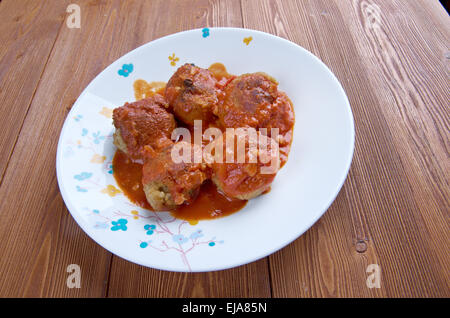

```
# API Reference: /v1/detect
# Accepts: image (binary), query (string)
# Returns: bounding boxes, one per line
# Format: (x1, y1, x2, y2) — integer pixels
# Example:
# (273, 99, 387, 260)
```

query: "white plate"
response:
(56, 28, 354, 272)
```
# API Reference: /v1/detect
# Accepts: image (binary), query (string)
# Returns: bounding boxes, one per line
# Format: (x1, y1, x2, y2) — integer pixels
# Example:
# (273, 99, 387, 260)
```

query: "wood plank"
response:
(0, 0, 157, 297)
(336, 0, 450, 295)
(107, 257, 271, 297)
(105, 0, 271, 298)
(241, 0, 449, 297)
(0, 0, 66, 184)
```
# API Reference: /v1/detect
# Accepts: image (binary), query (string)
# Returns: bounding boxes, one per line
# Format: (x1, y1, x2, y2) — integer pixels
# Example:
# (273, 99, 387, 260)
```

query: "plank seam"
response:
(104, 253, 114, 298)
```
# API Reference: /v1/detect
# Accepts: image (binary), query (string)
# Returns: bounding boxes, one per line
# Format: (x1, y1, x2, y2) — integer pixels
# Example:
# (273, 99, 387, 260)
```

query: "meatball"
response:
(214, 73, 294, 164)
(208, 130, 280, 200)
(142, 143, 208, 210)
(165, 63, 219, 126)
(113, 95, 176, 163)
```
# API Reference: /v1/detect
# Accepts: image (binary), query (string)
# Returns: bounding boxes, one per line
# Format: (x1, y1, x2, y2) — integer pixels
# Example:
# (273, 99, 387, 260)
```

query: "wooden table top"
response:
(0, 0, 448, 298)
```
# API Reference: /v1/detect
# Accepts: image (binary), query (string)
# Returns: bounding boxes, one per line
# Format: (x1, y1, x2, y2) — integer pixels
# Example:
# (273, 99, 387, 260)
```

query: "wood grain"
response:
(0, 0, 66, 184)
(107, 257, 271, 297)
(241, 0, 449, 297)
(0, 0, 139, 297)
(0, 0, 448, 297)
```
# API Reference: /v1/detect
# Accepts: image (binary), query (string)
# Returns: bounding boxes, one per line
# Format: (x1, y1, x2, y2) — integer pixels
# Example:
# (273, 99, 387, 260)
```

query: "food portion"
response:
(214, 72, 294, 165)
(209, 131, 280, 200)
(112, 62, 295, 220)
(141, 143, 208, 210)
(214, 72, 279, 129)
(165, 63, 219, 126)
(113, 95, 176, 163)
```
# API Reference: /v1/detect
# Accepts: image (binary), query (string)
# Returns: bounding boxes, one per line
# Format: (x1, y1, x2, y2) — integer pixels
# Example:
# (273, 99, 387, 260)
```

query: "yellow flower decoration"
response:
(90, 154, 106, 163)
(168, 53, 179, 66)
(99, 107, 113, 118)
(101, 185, 122, 197)
(243, 36, 253, 45)
(131, 210, 139, 220)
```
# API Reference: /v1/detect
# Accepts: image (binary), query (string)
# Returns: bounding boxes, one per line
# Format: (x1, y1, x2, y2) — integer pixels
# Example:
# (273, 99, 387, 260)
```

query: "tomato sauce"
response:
(112, 150, 152, 210)
(112, 150, 247, 220)
(171, 180, 247, 221)
(133, 80, 166, 100)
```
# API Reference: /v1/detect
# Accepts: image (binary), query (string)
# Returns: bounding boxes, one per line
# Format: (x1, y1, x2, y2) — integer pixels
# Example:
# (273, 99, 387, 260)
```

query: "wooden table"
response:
(0, 0, 448, 298)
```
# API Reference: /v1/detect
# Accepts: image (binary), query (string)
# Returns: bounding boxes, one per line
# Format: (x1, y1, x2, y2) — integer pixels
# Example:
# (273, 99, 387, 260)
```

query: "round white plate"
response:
(56, 28, 354, 272)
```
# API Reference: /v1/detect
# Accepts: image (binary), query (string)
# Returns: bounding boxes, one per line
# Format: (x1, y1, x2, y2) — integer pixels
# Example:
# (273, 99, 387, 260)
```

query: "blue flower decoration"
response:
(140, 241, 151, 248)
(81, 128, 88, 136)
(140, 242, 148, 248)
(118, 63, 133, 77)
(208, 242, 215, 247)
(172, 234, 188, 245)
(107, 164, 113, 174)
(111, 219, 128, 231)
(74, 115, 82, 122)
(202, 28, 210, 38)
(144, 224, 156, 235)
(74, 172, 92, 181)
(189, 229, 204, 240)
(92, 131, 105, 144)
(76, 185, 87, 192)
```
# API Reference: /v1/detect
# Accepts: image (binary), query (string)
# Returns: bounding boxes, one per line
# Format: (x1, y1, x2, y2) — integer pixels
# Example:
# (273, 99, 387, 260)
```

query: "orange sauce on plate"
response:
(112, 150, 152, 210)
(133, 80, 166, 100)
(171, 180, 247, 221)
(112, 150, 247, 220)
